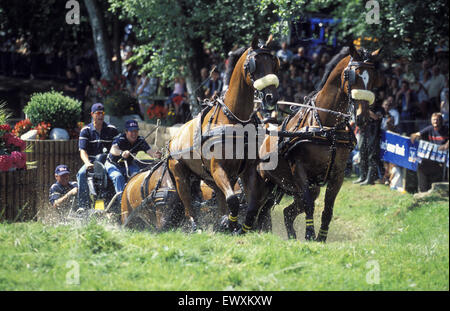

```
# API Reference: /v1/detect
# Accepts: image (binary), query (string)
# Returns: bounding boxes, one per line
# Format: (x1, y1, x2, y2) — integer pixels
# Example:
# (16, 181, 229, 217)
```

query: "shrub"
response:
(23, 91, 81, 130)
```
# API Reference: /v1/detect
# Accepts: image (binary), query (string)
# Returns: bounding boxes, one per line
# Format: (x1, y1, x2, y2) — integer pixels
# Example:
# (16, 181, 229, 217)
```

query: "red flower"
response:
(0, 155, 13, 171)
(0, 124, 11, 132)
(10, 151, 26, 169)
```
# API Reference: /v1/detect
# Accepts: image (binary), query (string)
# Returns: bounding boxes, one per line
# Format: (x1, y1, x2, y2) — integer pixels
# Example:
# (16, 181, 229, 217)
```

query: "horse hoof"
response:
(219, 215, 239, 233)
(305, 227, 316, 241)
(232, 226, 245, 236)
(315, 236, 326, 243)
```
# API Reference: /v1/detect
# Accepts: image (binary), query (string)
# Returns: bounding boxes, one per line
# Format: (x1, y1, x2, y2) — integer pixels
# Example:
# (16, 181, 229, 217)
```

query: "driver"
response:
(77, 103, 119, 209)
(105, 119, 161, 199)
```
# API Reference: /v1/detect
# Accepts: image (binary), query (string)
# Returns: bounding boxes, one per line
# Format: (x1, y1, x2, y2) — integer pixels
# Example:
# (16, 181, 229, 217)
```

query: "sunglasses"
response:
(93, 111, 105, 115)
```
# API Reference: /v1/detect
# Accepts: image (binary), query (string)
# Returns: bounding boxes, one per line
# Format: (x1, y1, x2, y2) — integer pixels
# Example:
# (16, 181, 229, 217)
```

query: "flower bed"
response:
(0, 124, 27, 172)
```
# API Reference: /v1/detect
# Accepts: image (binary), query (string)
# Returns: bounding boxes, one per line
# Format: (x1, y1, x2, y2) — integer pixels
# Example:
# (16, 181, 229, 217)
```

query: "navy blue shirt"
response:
(79, 122, 119, 157)
(419, 125, 449, 145)
(107, 133, 151, 166)
(49, 181, 78, 206)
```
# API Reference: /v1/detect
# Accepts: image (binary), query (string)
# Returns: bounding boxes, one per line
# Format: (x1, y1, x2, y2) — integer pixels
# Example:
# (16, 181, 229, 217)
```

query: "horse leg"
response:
(283, 194, 303, 239)
(168, 158, 197, 231)
(210, 185, 230, 231)
(291, 160, 316, 241)
(238, 165, 271, 234)
(255, 186, 276, 232)
(210, 162, 240, 232)
(317, 171, 345, 242)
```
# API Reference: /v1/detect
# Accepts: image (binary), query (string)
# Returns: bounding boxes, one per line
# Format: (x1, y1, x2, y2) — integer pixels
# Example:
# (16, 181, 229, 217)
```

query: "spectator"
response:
(418, 59, 431, 83)
(427, 65, 446, 112)
(63, 69, 77, 98)
(416, 70, 431, 119)
(410, 112, 449, 192)
(204, 68, 223, 100)
(294, 83, 308, 104)
(276, 42, 293, 71)
(440, 77, 449, 123)
(291, 47, 310, 72)
(396, 80, 417, 135)
(381, 97, 400, 132)
(134, 74, 158, 117)
(49, 165, 78, 210)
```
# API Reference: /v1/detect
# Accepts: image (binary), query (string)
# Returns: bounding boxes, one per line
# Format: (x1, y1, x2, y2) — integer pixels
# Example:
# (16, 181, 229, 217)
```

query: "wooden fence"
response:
(25, 139, 82, 206)
(0, 167, 38, 221)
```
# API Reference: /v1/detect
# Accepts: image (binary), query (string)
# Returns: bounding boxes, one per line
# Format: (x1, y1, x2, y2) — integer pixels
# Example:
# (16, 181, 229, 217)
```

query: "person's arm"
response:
(80, 149, 93, 169)
(52, 187, 78, 208)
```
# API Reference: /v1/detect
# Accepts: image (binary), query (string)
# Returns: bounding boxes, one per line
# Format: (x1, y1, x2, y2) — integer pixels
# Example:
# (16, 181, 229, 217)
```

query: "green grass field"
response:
(0, 179, 448, 291)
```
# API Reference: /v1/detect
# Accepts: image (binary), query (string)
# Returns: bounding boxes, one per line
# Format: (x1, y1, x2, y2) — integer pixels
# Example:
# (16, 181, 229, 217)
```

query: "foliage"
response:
(108, 0, 277, 84)
(23, 91, 81, 130)
(96, 75, 127, 98)
(0, 102, 12, 125)
(95, 75, 138, 116)
(260, 0, 449, 61)
(103, 91, 139, 116)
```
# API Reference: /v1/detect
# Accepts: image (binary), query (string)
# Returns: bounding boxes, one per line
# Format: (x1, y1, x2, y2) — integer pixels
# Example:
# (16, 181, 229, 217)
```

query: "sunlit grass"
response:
(0, 179, 448, 290)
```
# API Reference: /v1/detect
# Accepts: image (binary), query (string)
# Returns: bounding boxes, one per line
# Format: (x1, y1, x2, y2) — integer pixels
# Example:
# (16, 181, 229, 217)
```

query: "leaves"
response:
(23, 91, 82, 130)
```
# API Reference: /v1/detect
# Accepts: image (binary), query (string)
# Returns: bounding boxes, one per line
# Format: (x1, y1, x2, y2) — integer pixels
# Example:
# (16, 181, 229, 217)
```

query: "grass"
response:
(0, 179, 448, 291)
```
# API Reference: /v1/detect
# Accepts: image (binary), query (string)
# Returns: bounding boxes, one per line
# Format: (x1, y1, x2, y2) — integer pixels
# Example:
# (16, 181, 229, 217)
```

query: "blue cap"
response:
(125, 119, 139, 131)
(91, 103, 104, 113)
(55, 165, 70, 176)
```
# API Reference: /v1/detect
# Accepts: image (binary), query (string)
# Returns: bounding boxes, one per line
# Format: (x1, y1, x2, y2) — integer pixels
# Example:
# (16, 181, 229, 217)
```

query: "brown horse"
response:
(120, 160, 248, 231)
(167, 36, 280, 231)
(239, 45, 384, 241)
(120, 160, 185, 231)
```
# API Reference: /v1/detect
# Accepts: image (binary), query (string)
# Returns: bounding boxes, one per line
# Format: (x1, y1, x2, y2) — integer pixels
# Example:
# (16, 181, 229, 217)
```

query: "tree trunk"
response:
(185, 38, 208, 117)
(185, 74, 201, 117)
(112, 13, 122, 75)
(84, 0, 113, 80)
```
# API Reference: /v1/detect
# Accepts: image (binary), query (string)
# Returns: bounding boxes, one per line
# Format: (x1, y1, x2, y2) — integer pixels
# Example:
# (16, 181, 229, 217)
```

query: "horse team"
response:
(121, 35, 384, 242)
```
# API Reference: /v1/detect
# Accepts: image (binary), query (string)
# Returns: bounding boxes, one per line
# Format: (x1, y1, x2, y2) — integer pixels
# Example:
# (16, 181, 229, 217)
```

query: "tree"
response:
(261, 0, 449, 61)
(84, 0, 114, 80)
(108, 0, 277, 115)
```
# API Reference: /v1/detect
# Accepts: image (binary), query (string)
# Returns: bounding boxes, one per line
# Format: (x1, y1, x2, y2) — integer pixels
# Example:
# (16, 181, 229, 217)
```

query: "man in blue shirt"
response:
(49, 165, 78, 210)
(411, 113, 449, 192)
(105, 119, 161, 199)
(77, 103, 119, 209)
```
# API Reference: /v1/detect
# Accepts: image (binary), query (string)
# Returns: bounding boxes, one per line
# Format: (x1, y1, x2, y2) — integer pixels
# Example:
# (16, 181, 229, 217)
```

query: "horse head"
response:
(341, 44, 384, 125)
(244, 35, 280, 111)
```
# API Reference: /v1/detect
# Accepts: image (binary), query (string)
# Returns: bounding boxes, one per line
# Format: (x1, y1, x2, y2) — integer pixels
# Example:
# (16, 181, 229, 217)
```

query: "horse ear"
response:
(349, 42, 361, 60)
(371, 48, 382, 59)
(251, 36, 259, 50)
(265, 34, 273, 47)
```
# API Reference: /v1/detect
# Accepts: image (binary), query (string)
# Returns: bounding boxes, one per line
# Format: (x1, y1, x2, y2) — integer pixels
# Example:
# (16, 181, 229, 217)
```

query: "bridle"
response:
(342, 56, 376, 122)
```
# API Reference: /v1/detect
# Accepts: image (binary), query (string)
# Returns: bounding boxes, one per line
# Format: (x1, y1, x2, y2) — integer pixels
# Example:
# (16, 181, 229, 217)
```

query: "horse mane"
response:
(224, 47, 247, 87)
(315, 46, 350, 91)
